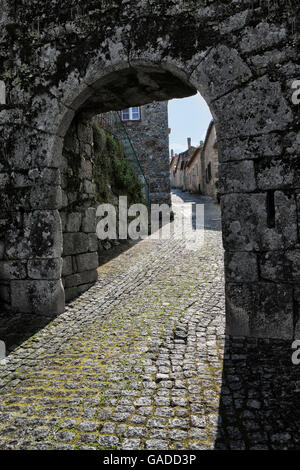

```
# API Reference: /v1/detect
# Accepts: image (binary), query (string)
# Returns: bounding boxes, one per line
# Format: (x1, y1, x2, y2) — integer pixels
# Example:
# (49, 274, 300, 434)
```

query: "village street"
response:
(0, 191, 299, 450)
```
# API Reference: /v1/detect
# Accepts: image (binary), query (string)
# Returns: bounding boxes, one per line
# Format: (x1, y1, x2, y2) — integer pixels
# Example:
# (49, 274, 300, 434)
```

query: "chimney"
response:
(171, 149, 174, 158)
(187, 137, 191, 149)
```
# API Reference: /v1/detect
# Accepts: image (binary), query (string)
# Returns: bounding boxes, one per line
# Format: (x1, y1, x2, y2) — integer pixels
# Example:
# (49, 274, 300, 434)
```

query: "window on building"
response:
(121, 107, 141, 121)
(196, 164, 199, 176)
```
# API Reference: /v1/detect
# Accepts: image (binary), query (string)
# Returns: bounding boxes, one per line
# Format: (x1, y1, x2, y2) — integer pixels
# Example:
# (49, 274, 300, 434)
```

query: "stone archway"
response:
(0, 1, 299, 340)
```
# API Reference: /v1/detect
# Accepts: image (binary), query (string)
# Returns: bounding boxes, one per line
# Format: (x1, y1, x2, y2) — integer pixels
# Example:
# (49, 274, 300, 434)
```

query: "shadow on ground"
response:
(215, 335, 300, 450)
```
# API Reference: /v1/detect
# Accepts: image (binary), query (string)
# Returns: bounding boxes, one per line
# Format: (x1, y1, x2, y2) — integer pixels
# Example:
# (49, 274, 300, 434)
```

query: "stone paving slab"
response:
(0, 192, 299, 450)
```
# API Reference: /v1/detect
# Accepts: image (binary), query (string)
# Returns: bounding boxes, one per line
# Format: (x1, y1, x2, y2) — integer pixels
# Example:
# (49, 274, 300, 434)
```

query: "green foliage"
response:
(92, 122, 145, 206)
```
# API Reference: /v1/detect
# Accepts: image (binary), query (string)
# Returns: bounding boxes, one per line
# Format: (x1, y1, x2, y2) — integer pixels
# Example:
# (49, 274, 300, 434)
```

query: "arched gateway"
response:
(0, 0, 299, 339)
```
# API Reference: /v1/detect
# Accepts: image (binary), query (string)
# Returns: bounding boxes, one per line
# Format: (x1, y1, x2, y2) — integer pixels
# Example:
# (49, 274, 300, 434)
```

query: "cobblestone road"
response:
(0, 191, 299, 450)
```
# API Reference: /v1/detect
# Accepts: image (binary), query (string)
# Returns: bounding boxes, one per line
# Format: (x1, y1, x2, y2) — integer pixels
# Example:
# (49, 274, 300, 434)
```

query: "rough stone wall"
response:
(0, 0, 299, 340)
(123, 102, 170, 205)
(60, 118, 99, 303)
(202, 123, 219, 200)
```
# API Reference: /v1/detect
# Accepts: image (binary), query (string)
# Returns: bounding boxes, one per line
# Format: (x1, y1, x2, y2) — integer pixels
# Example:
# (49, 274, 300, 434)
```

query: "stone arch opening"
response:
(0, 1, 298, 343)
(35, 58, 298, 341)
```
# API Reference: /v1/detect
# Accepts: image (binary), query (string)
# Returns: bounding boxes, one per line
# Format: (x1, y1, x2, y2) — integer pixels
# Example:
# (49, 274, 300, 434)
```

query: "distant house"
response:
(170, 138, 197, 191)
(185, 146, 202, 194)
(201, 121, 219, 200)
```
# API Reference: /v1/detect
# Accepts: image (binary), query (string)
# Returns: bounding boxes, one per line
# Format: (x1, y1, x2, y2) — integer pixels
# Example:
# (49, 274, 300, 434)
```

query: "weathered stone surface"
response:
(28, 258, 62, 280)
(218, 134, 282, 163)
(88, 233, 98, 253)
(256, 156, 297, 190)
(284, 132, 300, 156)
(226, 282, 294, 339)
(296, 192, 300, 237)
(64, 286, 78, 303)
(9, 130, 63, 170)
(248, 47, 296, 74)
(62, 256, 73, 277)
(0, 80, 5, 105)
(28, 168, 61, 186)
(83, 180, 95, 196)
(219, 161, 256, 194)
(225, 252, 258, 283)
(64, 273, 80, 289)
(0, 283, 10, 303)
(0, 261, 27, 280)
(272, 191, 298, 251)
(63, 233, 89, 256)
(239, 22, 287, 54)
(214, 77, 293, 140)
(81, 208, 96, 233)
(5, 211, 63, 260)
(260, 251, 300, 283)
(192, 45, 252, 102)
(0, 173, 9, 187)
(219, 10, 250, 34)
(64, 270, 97, 289)
(221, 192, 297, 252)
(30, 185, 62, 210)
(81, 160, 93, 180)
(66, 213, 82, 233)
(77, 121, 93, 144)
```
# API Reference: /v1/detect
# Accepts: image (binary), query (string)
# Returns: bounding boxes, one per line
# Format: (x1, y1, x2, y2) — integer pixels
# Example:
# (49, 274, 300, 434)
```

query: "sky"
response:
(168, 92, 212, 156)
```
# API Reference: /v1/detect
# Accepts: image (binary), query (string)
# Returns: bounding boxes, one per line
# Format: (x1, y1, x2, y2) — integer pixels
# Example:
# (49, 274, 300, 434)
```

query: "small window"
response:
(121, 107, 141, 121)
(131, 107, 140, 120)
(121, 109, 130, 121)
(206, 162, 212, 183)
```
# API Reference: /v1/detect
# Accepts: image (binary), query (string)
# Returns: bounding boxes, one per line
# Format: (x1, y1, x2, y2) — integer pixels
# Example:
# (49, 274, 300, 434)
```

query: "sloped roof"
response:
(202, 120, 215, 154)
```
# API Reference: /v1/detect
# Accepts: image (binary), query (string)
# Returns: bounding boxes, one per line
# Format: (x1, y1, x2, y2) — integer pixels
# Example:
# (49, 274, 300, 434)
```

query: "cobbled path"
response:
(0, 191, 299, 450)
